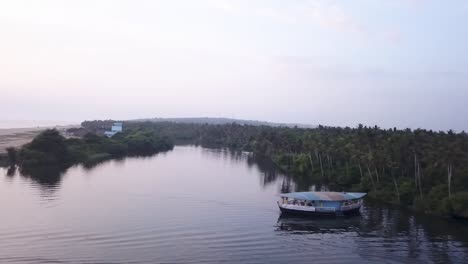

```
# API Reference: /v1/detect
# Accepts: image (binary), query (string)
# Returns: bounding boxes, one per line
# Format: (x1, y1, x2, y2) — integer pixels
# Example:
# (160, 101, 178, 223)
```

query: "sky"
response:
(1, 0, 467, 131)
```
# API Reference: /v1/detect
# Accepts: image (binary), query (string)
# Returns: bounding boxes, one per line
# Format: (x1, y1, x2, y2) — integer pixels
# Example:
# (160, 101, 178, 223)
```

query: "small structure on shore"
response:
(104, 122, 123, 137)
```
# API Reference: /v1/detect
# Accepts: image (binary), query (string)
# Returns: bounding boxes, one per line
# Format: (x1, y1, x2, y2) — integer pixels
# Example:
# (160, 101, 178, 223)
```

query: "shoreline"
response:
(0, 125, 78, 153)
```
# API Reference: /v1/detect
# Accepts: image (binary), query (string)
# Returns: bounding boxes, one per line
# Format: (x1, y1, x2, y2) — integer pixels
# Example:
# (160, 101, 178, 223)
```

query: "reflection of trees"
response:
(198, 147, 286, 187)
(245, 152, 327, 191)
(276, 202, 468, 263)
(248, 154, 282, 187)
(359, 202, 468, 263)
(246, 153, 327, 191)
(19, 166, 66, 193)
(280, 178, 293, 193)
(6, 166, 16, 177)
(198, 147, 283, 188)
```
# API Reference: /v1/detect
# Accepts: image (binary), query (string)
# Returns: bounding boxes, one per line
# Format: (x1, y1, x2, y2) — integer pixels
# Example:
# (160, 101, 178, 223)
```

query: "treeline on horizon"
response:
(4, 128, 173, 174)
(80, 120, 468, 218)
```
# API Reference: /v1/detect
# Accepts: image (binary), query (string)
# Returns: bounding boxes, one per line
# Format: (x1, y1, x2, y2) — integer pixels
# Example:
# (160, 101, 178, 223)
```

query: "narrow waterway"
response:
(0, 146, 467, 264)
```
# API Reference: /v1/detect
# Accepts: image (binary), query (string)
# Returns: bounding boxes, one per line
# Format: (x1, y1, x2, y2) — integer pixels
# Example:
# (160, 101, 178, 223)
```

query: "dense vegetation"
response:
(10, 129, 173, 172)
(127, 117, 315, 128)
(81, 121, 468, 218)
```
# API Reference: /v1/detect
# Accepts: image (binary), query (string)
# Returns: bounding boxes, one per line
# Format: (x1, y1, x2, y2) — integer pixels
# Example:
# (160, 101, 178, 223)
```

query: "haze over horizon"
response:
(1, 0, 467, 131)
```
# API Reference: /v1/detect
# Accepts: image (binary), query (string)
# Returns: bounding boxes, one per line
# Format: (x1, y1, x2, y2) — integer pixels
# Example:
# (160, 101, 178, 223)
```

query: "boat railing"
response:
(278, 202, 337, 212)
(340, 202, 362, 211)
(315, 207, 336, 212)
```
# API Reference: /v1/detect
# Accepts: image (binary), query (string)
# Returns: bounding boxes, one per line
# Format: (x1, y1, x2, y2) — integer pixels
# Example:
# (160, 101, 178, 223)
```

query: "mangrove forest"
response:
(80, 120, 468, 218)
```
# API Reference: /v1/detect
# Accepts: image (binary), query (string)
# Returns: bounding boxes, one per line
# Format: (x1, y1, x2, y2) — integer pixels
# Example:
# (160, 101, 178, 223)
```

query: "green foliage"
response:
(15, 128, 173, 171)
(428, 184, 449, 214)
(85, 153, 113, 167)
(29, 130, 69, 162)
(19, 130, 71, 168)
(6, 147, 17, 165)
(77, 120, 468, 218)
(124, 130, 172, 155)
(447, 192, 468, 218)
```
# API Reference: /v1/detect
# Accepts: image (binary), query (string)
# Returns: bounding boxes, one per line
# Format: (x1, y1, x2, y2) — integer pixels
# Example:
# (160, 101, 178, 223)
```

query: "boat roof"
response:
(280, 192, 366, 201)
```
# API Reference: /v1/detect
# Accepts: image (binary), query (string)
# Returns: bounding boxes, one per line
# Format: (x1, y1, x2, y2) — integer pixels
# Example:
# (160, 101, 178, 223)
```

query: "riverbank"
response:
(0, 126, 78, 154)
(4, 128, 174, 174)
(78, 120, 468, 219)
(2, 145, 467, 263)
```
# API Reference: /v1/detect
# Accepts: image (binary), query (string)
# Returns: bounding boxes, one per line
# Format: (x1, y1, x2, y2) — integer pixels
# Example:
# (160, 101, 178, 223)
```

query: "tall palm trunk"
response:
(367, 165, 376, 191)
(448, 164, 453, 198)
(318, 153, 324, 180)
(346, 161, 350, 179)
(417, 162, 423, 199)
(414, 154, 423, 199)
(414, 153, 418, 186)
(308, 153, 314, 172)
(358, 162, 364, 183)
(391, 168, 400, 203)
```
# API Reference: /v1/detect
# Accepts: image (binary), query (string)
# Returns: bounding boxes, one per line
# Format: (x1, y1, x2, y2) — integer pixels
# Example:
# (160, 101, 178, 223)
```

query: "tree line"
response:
(81, 120, 468, 218)
(5, 128, 173, 174)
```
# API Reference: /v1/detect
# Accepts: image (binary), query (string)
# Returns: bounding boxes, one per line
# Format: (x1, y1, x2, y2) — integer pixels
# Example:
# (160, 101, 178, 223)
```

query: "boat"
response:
(277, 191, 366, 217)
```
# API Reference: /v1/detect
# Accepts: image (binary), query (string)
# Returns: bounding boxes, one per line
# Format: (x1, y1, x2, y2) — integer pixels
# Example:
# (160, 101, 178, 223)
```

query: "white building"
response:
(104, 122, 123, 137)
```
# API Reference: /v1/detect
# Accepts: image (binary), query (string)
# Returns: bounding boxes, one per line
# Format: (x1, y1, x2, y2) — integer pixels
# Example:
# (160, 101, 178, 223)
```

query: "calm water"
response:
(1, 146, 468, 264)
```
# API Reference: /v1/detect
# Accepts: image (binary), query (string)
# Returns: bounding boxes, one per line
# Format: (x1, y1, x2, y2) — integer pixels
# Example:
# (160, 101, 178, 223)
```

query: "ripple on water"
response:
(0, 146, 468, 264)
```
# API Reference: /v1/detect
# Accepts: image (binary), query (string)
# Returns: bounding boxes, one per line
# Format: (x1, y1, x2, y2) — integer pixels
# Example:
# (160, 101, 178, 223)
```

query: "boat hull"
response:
(278, 203, 361, 217)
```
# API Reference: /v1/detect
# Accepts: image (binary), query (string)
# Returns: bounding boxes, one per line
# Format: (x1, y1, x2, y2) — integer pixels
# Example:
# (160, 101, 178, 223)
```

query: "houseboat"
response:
(277, 191, 366, 216)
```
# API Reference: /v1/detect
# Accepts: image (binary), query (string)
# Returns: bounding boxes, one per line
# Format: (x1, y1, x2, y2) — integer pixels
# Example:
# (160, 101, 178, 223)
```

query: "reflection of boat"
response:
(276, 215, 362, 233)
(277, 192, 366, 217)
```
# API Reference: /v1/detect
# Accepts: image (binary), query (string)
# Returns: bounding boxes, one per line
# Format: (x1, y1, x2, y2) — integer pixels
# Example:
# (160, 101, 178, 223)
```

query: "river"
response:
(0, 145, 467, 264)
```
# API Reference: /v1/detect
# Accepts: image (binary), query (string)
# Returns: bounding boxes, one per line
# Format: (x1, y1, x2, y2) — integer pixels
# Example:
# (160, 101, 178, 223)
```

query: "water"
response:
(0, 146, 467, 264)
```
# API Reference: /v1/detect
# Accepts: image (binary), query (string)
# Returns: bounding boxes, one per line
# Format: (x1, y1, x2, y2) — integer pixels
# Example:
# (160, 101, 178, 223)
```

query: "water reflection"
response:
(200, 147, 247, 164)
(358, 203, 468, 263)
(276, 202, 468, 263)
(7, 151, 173, 194)
(276, 215, 362, 234)
(0, 145, 467, 264)
(246, 153, 328, 192)
(198, 147, 289, 188)
(6, 166, 16, 177)
(248, 154, 282, 187)
(19, 166, 65, 192)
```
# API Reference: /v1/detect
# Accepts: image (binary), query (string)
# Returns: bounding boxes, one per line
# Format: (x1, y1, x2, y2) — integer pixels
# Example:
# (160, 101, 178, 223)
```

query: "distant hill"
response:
(130, 117, 316, 128)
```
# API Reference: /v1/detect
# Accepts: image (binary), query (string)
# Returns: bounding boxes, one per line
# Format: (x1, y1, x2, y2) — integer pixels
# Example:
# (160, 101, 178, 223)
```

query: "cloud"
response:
(304, 1, 365, 35)
(255, 7, 296, 23)
(205, 0, 367, 35)
(255, 1, 402, 43)
(205, 0, 240, 15)
(383, 29, 402, 45)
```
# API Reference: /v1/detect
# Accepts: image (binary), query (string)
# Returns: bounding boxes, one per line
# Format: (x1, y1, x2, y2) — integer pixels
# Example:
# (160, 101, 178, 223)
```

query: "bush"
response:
(27, 129, 70, 164)
(85, 153, 113, 166)
(448, 192, 468, 218)
(6, 147, 17, 165)
(427, 184, 450, 214)
(15, 128, 174, 171)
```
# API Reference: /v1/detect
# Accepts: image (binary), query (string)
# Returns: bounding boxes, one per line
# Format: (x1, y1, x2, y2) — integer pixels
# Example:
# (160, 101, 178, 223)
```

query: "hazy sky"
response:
(1, 0, 467, 130)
